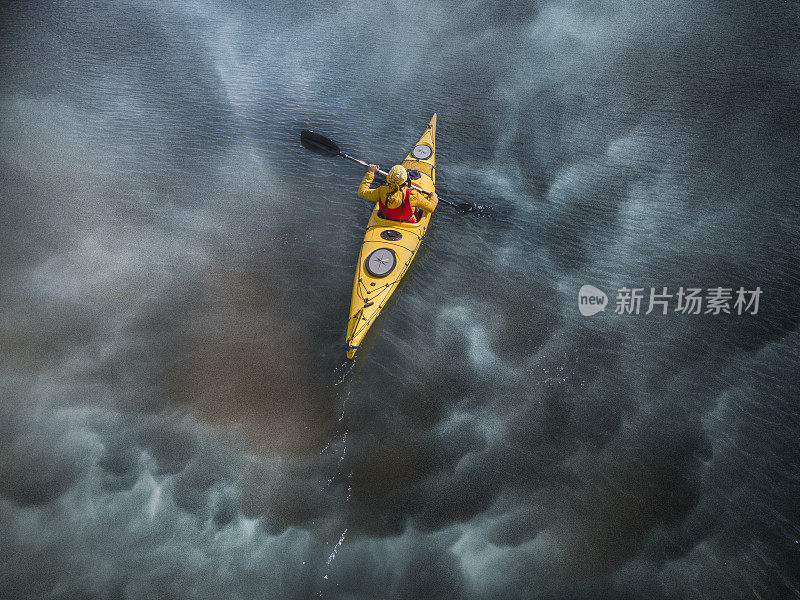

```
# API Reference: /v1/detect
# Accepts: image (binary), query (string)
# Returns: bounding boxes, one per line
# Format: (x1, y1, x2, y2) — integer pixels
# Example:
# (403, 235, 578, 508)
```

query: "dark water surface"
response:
(2, 1, 799, 598)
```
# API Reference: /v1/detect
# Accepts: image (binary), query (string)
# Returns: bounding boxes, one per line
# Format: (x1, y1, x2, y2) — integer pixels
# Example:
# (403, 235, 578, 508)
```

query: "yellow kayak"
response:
(345, 114, 438, 359)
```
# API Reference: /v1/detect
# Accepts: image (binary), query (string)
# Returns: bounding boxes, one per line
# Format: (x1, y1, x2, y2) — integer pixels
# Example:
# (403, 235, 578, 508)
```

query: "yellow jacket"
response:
(357, 171, 438, 214)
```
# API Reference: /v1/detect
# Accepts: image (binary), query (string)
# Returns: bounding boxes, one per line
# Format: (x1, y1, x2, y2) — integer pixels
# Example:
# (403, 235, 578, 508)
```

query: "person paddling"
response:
(357, 164, 438, 223)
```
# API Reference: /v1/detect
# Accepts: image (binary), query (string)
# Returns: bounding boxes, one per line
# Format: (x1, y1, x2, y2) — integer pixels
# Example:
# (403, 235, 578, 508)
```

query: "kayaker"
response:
(357, 164, 438, 223)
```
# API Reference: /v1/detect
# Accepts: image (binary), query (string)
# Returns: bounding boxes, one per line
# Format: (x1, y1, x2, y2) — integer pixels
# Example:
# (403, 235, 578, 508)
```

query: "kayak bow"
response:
(345, 114, 437, 359)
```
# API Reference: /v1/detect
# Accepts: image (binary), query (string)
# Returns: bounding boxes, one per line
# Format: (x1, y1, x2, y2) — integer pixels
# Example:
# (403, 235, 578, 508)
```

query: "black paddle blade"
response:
(300, 129, 340, 157)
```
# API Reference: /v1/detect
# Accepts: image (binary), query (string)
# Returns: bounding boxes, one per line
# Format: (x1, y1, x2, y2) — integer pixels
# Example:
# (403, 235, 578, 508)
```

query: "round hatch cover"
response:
(411, 144, 433, 160)
(380, 230, 402, 241)
(366, 248, 396, 277)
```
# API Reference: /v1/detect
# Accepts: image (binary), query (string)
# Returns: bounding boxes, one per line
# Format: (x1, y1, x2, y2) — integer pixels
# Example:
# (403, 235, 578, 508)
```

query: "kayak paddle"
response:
(300, 129, 484, 213)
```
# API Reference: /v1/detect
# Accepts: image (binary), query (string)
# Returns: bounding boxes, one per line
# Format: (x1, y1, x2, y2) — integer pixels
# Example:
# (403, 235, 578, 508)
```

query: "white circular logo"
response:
(578, 285, 609, 316)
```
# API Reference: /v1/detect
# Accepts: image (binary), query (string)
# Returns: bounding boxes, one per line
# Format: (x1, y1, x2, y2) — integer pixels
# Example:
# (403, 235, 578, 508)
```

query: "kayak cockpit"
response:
(376, 208, 423, 223)
(371, 209, 431, 229)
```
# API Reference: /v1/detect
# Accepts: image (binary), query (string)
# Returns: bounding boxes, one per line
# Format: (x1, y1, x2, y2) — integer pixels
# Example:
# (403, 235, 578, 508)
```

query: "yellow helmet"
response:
(386, 164, 407, 187)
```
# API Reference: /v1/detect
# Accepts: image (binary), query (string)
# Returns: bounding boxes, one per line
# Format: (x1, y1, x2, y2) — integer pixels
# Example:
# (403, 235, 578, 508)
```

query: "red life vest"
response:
(379, 187, 416, 223)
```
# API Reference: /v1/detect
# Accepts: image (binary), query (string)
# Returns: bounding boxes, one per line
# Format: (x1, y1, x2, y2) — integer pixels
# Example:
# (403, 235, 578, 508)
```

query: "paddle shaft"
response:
(338, 151, 389, 178)
(338, 151, 458, 208)
(301, 128, 473, 211)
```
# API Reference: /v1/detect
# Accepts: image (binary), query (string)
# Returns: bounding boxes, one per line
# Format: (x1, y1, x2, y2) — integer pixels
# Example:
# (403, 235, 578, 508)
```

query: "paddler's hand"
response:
(430, 192, 439, 210)
(368, 164, 379, 173)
